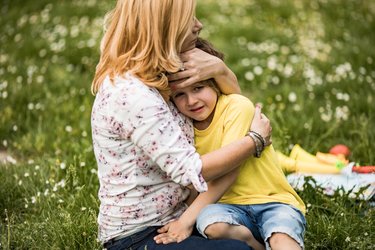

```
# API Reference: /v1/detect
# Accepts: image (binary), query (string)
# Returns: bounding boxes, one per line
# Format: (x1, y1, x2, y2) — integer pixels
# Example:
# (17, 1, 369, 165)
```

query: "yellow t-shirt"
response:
(194, 94, 306, 214)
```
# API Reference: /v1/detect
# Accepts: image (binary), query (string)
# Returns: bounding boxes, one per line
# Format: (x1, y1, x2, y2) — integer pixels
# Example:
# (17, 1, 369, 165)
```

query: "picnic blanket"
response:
(287, 172, 375, 200)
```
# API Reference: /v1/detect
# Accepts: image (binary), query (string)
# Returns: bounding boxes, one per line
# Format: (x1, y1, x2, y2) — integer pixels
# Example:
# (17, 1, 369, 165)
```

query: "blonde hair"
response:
(91, 0, 196, 100)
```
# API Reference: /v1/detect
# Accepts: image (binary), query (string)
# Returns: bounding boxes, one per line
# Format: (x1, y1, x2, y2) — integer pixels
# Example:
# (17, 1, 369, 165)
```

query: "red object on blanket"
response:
(329, 144, 351, 157)
(352, 166, 375, 174)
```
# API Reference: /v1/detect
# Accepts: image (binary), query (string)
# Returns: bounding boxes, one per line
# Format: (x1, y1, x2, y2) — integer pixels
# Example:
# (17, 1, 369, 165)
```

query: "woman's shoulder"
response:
(99, 73, 164, 105)
(93, 73, 169, 122)
(108, 73, 153, 93)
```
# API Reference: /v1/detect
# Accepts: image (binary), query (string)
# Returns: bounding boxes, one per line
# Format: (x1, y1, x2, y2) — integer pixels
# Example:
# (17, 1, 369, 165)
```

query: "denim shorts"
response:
(196, 202, 306, 250)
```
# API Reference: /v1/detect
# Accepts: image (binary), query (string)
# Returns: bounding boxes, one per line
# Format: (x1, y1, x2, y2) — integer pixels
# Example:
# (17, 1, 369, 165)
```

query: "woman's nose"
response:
(193, 17, 203, 33)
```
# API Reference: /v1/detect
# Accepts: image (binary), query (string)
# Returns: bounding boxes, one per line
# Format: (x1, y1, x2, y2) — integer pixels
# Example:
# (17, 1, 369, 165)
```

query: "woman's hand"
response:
(154, 219, 194, 244)
(250, 105, 272, 147)
(168, 48, 240, 94)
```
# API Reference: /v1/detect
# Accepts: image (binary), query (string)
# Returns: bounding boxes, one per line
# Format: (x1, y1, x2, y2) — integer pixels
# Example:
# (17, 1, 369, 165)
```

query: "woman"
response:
(91, 1, 272, 249)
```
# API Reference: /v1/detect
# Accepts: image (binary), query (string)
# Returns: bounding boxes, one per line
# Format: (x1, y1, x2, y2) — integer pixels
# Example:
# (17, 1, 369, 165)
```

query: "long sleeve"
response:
(91, 74, 207, 243)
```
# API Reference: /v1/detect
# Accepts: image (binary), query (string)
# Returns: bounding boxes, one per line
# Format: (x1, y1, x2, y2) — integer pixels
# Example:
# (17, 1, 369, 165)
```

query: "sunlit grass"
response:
(0, 0, 374, 249)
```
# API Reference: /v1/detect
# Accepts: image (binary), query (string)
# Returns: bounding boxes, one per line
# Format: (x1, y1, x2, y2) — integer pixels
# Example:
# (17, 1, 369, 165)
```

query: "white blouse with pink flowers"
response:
(91, 73, 207, 243)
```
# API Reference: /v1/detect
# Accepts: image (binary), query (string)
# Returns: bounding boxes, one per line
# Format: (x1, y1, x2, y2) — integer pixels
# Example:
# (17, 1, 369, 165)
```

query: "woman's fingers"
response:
(254, 105, 262, 119)
(168, 70, 189, 82)
(250, 104, 273, 147)
(260, 113, 272, 146)
(169, 47, 221, 88)
(169, 70, 204, 91)
(171, 76, 200, 89)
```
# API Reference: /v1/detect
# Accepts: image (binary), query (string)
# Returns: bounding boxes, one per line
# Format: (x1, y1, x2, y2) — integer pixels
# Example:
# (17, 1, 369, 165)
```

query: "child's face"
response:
(171, 82, 218, 123)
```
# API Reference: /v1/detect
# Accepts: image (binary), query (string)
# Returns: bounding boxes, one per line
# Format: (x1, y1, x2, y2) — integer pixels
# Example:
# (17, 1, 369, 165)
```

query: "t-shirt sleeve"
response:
(221, 95, 255, 147)
(112, 85, 207, 192)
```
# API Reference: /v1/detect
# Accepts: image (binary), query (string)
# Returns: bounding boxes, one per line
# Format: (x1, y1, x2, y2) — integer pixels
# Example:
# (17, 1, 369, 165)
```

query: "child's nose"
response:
(187, 95, 197, 105)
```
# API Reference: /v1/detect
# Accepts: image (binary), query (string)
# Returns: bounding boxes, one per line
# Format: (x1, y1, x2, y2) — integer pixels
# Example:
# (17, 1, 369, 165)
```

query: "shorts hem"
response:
(264, 226, 304, 250)
(197, 216, 241, 238)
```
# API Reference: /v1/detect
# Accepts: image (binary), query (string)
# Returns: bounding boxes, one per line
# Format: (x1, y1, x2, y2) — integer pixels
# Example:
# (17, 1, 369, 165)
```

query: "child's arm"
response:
(184, 185, 199, 205)
(154, 169, 239, 244)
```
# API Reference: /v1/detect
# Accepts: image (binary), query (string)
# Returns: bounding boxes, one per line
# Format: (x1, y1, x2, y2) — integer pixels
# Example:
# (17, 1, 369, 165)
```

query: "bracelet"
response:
(247, 131, 264, 158)
(247, 132, 261, 158)
(250, 131, 266, 149)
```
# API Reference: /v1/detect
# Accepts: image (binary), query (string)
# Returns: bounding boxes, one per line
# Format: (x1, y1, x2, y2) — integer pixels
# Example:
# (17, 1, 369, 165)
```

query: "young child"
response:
(155, 38, 306, 250)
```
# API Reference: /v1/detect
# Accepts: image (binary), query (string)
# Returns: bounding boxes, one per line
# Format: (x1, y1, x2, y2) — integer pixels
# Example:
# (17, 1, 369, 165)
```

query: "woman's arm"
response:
(200, 105, 271, 181)
(123, 80, 270, 191)
(168, 47, 241, 94)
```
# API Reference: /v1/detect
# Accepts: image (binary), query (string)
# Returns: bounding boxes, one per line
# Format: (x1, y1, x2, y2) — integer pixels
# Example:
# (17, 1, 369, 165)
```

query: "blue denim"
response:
(103, 226, 251, 250)
(196, 202, 306, 250)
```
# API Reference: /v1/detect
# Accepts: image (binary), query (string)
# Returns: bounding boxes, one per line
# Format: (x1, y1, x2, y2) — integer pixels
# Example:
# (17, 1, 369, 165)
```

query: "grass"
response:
(0, 0, 374, 249)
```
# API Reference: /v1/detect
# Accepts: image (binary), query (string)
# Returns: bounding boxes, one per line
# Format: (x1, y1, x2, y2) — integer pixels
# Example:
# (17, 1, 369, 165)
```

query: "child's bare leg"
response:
(205, 222, 265, 250)
(268, 233, 301, 250)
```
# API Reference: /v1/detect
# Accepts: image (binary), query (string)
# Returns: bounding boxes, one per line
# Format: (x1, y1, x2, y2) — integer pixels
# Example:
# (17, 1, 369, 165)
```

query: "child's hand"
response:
(154, 219, 194, 244)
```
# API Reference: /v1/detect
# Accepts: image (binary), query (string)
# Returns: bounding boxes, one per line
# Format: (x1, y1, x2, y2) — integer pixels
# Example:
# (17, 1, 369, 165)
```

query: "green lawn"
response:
(1, 0, 374, 249)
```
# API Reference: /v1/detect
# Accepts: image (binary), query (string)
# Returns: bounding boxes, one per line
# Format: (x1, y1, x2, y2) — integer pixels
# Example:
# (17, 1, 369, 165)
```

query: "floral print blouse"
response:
(91, 73, 207, 243)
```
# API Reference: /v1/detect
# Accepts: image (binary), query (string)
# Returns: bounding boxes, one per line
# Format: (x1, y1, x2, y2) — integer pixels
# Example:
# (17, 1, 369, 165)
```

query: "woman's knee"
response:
(204, 222, 231, 239)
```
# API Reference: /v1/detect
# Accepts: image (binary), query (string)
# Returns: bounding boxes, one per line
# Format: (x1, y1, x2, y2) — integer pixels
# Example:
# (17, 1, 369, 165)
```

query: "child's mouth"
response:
(190, 106, 203, 113)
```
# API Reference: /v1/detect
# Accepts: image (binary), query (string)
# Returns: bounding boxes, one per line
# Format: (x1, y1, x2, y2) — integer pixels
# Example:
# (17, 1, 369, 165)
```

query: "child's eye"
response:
(173, 92, 184, 99)
(193, 86, 204, 92)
